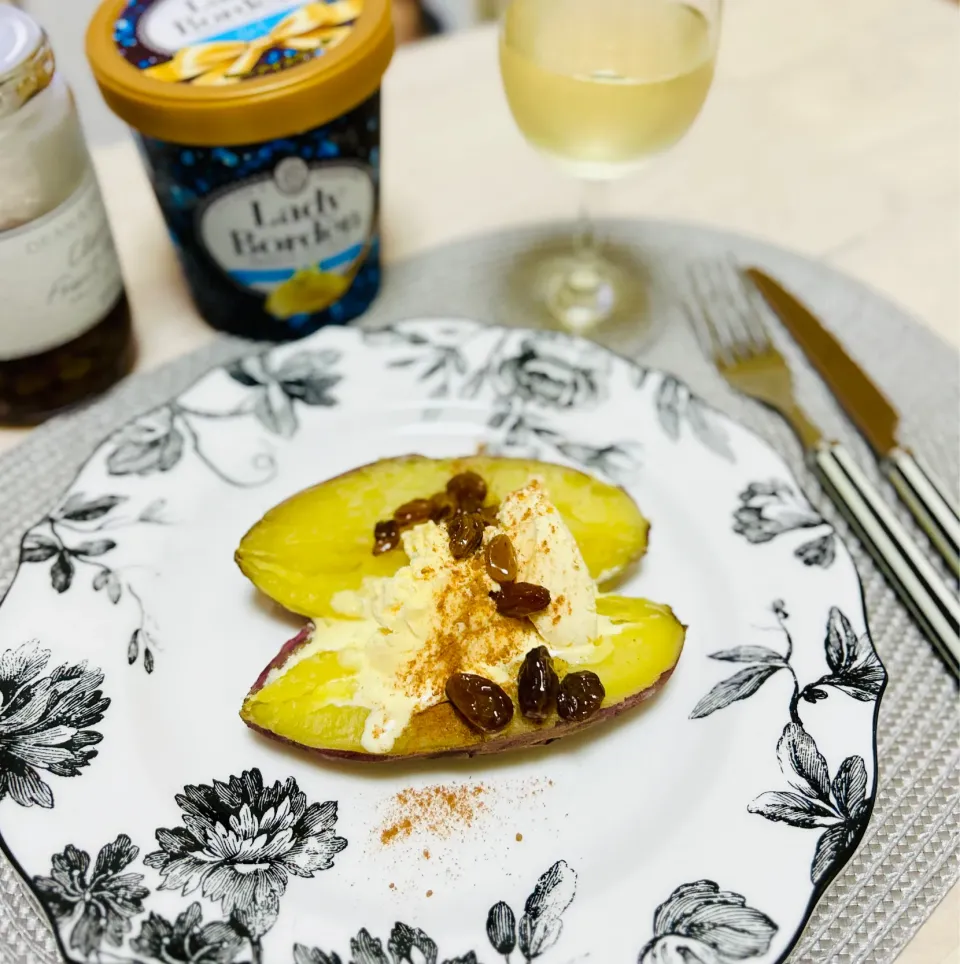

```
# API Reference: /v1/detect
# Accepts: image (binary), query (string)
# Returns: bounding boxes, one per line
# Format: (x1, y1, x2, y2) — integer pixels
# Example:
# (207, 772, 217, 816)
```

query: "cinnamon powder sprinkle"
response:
(379, 783, 487, 845)
(396, 555, 528, 700)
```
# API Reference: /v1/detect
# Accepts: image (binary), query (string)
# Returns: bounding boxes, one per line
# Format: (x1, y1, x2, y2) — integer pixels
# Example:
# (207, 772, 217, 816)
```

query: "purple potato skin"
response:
(241, 624, 683, 763)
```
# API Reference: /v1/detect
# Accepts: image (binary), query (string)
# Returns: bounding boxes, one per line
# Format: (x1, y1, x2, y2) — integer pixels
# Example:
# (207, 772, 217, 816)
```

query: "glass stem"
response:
(573, 179, 604, 267)
(545, 178, 616, 332)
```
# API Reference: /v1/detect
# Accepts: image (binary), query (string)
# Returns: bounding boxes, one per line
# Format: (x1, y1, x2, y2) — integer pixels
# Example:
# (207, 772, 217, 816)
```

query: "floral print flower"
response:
(389, 923, 437, 964)
(294, 945, 343, 964)
(749, 722, 873, 883)
(132, 902, 243, 964)
(655, 376, 734, 461)
(637, 880, 777, 963)
(0, 642, 110, 808)
(34, 834, 149, 958)
(496, 337, 607, 410)
(227, 350, 341, 438)
(733, 481, 824, 544)
(107, 406, 185, 477)
(144, 769, 346, 932)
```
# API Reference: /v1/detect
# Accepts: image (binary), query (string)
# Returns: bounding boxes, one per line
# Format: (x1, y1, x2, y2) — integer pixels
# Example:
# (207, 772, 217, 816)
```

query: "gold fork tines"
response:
(686, 261, 821, 450)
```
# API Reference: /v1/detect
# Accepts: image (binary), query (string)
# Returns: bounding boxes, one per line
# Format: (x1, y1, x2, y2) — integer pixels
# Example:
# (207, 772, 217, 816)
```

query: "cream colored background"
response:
(0, 0, 957, 959)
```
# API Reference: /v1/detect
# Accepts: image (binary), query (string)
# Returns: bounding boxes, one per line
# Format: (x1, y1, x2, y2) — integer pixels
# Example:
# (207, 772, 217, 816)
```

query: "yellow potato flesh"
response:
(235, 455, 649, 618)
(240, 595, 684, 760)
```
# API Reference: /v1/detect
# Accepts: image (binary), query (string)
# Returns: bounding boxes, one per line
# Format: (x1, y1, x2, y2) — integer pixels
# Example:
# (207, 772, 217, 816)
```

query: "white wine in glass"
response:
(500, 0, 721, 331)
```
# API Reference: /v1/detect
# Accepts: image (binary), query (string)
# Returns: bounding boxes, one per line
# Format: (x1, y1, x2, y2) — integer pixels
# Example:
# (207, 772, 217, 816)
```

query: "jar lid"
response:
(86, 0, 393, 146)
(0, 7, 55, 119)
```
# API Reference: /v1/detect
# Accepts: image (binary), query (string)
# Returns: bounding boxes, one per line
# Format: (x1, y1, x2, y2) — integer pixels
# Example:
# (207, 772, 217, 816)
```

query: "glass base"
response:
(500, 235, 656, 348)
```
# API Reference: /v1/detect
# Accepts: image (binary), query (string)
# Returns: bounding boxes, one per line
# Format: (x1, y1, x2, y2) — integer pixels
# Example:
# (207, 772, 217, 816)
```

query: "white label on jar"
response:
(199, 160, 375, 296)
(0, 170, 124, 362)
(139, 0, 306, 54)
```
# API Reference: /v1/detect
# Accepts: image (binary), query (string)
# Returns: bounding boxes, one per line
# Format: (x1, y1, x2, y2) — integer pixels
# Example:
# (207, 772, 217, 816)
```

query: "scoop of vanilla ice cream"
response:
(497, 478, 599, 650)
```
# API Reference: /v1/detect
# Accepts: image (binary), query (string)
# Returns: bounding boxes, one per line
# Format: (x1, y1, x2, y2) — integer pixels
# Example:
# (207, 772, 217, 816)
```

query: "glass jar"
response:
(0, 7, 134, 426)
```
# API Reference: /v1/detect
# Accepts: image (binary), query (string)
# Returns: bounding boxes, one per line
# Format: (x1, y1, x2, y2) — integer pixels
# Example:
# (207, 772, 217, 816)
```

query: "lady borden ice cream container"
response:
(87, 0, 393, 340)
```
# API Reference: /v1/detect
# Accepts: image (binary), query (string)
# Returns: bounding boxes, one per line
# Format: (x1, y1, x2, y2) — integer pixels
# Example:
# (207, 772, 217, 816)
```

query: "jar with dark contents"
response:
(86, 0, 393, 342)
(0, 7, 133, 425)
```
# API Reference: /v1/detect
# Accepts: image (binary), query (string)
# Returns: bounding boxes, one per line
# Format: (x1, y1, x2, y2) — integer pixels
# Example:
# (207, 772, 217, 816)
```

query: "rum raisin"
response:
(372, 519, 400, 555)
(446, 672, 514, 733)
(557, 671, 605, 722)
(394, 498, 433, 527)
(429, 491, 456, 522)
(447, 511, 484, 559)
(490, 582, 551, 617)
(479, 504, 500, 526)
(517, 646, 559, 722)
(485, 534, 518, 583)
(446, 471, 487, 511)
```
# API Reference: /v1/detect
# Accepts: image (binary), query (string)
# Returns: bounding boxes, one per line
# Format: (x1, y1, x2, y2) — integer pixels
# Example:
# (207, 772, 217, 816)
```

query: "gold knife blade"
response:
(744, 267, 899, 456)
(746, 265, 960, 578)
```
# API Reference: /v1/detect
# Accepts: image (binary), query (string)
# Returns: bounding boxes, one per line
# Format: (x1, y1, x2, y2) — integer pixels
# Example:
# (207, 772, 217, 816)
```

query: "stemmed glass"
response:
(499, 0, 722, 333)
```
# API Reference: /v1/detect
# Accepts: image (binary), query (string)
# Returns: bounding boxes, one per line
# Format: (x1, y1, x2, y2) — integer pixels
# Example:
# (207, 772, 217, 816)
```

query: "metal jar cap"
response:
(0, 7, 55, 119)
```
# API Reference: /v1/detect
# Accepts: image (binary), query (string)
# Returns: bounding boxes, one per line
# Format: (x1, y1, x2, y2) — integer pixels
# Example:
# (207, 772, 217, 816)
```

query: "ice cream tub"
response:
(87, 0, 393, 340)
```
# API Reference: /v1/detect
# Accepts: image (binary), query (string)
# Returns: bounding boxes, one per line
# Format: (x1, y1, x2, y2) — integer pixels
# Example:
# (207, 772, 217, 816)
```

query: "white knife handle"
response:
(885, 448, 960, 579)
(810, 441, 960, 678)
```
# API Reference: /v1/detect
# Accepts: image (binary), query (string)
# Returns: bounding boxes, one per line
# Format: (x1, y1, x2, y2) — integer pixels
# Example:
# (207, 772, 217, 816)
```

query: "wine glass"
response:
(499, 0, 722, 333)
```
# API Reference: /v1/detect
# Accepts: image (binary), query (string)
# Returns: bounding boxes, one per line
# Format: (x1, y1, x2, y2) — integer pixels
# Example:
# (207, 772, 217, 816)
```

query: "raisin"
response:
(485, 534, 518, 583)
(557, 671, 605, 722)
(446, 672, 514, 733)
(372, 519, 400, 555)
(479, 504, 500, 527)
(517, 646, 559, 722)
(446, 471, 487, 511)
(394, 498, 433, 528)
(429, 491, 456, 522)
(447, 511, 484, 559)
(490, 582, 551, 617)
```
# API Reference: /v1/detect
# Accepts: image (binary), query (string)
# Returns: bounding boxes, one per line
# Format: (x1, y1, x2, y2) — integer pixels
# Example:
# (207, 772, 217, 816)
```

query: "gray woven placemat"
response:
(1, 220, 957, 964)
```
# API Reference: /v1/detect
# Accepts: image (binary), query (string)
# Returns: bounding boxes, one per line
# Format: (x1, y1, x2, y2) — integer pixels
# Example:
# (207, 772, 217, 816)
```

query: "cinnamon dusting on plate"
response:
(379, 783, 487, 845)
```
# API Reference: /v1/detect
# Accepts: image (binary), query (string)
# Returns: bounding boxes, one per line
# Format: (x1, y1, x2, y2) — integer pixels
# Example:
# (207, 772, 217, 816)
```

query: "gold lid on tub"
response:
(86, 0, 394, 146)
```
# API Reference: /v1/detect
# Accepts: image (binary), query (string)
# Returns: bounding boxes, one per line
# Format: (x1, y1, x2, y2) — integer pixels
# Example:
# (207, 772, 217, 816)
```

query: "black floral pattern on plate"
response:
(19, 493, 165, 673)
(655, 375, 735, 462)
(637, 880, 777, 963)
(34, 834, 148, 957)
(132, 903, 244, 964)
(32, 768, 348, 964)
(733, 481, 836, 568)
(365, 324, 642, 482)
(0, 641, 109, 808)
(365, 324, 470, 401)
(105, 350, 341, 484)
(145, 769, 347, 947)
(749, 723, 872, 885)
(294, 859, 577, 964)
(690, 603, 883, 722)
(492, 336, 609, 410)
(226, 350, 341, 438)
(690, 601, 884, 885)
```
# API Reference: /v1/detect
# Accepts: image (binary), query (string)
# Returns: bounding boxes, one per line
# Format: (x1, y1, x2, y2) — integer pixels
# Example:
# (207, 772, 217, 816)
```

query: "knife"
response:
(746, 266, 960, 578)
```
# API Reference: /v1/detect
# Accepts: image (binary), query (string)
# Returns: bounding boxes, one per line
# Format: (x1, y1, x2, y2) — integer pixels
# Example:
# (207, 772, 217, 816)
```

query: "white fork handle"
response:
(810, 441, 960, 679)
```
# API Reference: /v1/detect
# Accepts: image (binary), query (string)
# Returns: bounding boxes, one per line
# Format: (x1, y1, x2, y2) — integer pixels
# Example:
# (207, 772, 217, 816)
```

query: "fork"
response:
(686, 260, 960, 678)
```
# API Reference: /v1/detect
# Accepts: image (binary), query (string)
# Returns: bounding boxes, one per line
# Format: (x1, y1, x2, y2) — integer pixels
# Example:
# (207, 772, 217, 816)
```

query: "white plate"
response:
(0, 320, 884, 964)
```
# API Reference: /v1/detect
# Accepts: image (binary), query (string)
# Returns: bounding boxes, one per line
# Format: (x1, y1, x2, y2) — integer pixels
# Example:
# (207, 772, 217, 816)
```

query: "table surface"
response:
(1, 1, 958, 960)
